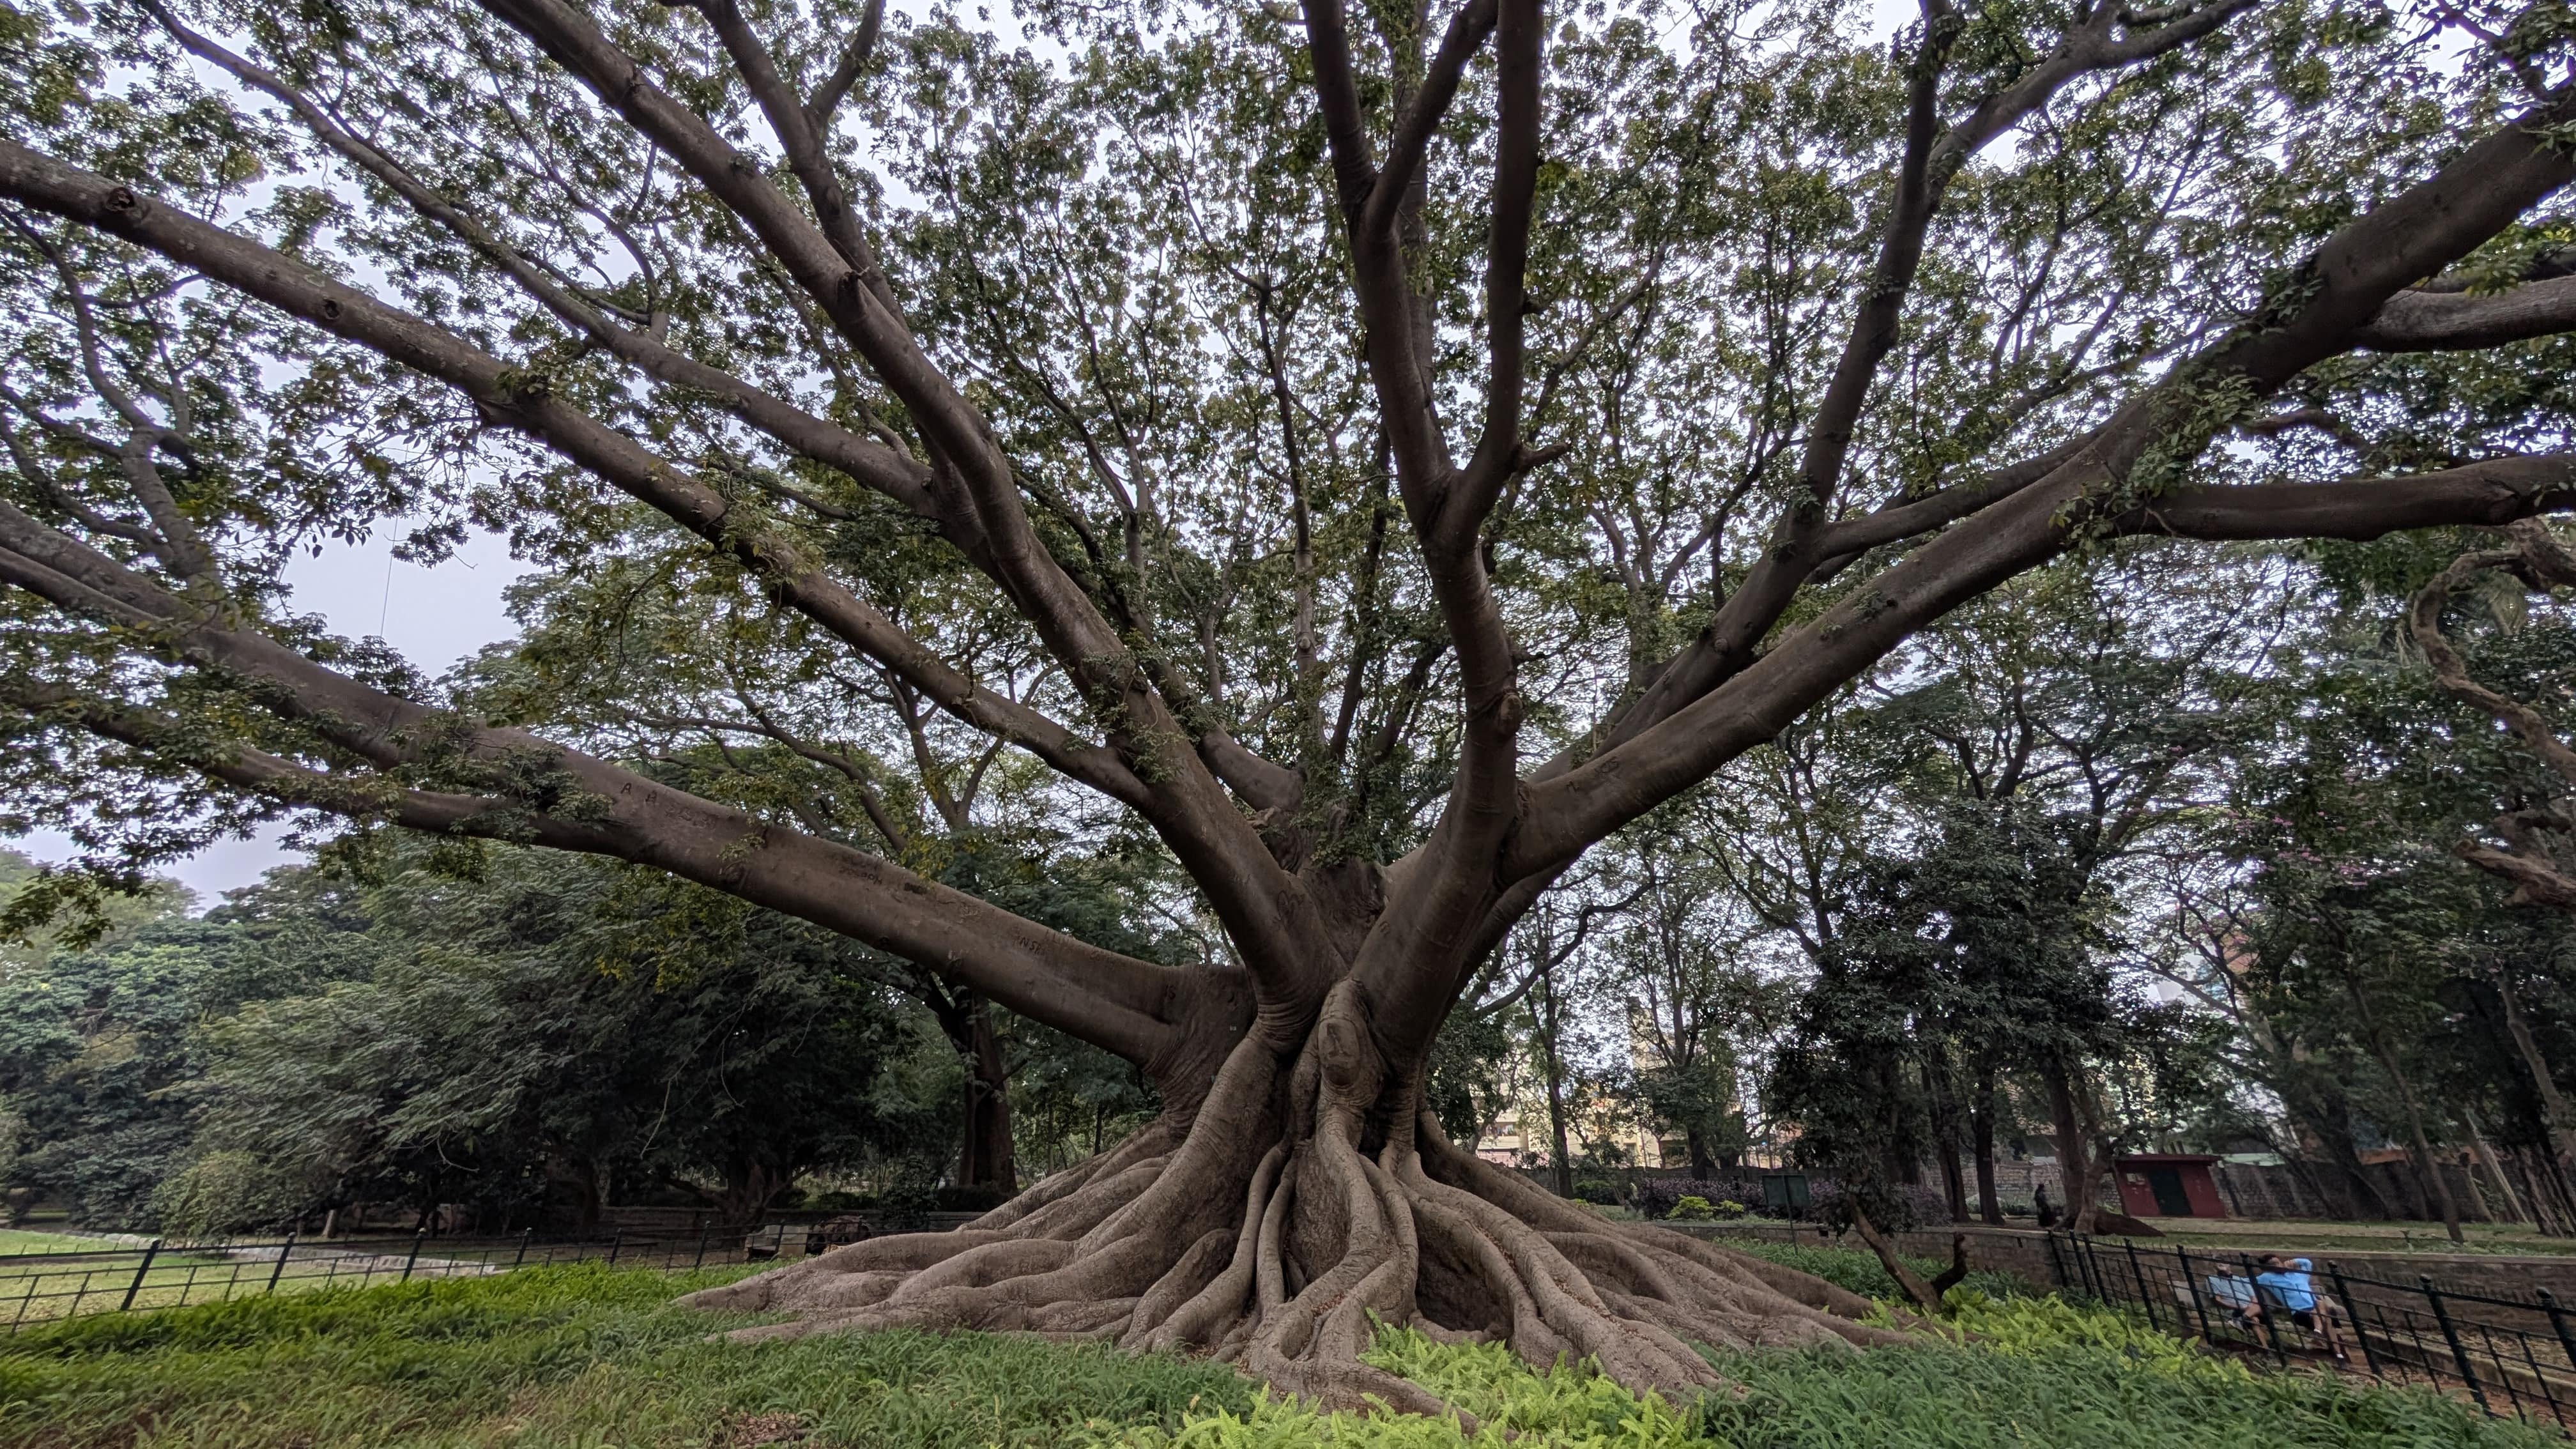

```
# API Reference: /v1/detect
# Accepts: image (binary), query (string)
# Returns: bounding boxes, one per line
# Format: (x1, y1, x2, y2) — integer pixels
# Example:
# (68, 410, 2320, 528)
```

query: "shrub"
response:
(1571, 1179, 1621, 1205)
(1722, 1239, 2023, 1303)
(1713, 1199, 1748, 1220)
(1666, 1195, 1717, 1221)
(1632, 1174, 1767, 1218)
(148, 1151, 316, 1239)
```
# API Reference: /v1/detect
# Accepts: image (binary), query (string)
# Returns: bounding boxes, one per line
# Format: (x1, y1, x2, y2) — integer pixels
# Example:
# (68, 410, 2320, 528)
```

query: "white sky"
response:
(6, 528, 528, 907)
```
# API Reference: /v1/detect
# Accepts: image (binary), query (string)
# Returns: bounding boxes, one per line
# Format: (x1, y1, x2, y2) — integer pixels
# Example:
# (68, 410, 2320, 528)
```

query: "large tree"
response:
(5, 0, 2576, 1406)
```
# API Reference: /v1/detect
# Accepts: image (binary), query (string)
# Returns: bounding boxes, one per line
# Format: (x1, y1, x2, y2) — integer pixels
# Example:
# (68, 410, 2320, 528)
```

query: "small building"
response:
(2112, 1153, 2228, 1219)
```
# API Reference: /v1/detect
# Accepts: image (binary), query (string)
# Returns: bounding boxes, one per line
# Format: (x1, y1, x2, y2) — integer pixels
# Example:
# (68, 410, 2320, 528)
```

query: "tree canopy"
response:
(6, 0, 2576, 1405)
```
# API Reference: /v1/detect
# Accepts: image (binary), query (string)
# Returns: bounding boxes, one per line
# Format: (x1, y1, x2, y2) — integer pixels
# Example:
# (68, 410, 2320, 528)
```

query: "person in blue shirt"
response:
(2253, 1255, 2349, 1361)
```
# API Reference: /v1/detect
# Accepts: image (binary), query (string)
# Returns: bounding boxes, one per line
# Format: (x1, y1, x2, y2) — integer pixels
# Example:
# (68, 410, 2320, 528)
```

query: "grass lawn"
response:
(0, 1245, 339, 1326)
(0, 1246, 2553, 1448)
(0, 1230, 126, 1257)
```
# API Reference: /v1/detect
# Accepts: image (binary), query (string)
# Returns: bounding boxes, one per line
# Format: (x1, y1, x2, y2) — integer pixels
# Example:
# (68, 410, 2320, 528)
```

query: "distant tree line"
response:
(0, 839, 1167, 1235)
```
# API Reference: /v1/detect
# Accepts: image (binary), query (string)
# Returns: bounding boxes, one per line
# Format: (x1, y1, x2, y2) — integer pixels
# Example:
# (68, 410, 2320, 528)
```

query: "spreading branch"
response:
(2409, 518, 2576, 908)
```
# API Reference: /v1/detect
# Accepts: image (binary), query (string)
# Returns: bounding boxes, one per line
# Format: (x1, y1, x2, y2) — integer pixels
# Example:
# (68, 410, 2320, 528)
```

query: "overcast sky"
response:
(6, 528, 528, 908)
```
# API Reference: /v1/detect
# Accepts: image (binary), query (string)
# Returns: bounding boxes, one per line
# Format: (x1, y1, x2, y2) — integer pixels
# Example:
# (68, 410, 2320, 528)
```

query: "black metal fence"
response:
(0, 1228, 771, 1333)
(2048, 1232, 2576, 1430)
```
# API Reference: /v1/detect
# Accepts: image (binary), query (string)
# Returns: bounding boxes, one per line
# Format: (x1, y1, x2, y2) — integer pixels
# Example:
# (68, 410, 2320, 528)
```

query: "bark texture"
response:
(685, 988, 1901, 1411)
(9, 0, 2576, 1411)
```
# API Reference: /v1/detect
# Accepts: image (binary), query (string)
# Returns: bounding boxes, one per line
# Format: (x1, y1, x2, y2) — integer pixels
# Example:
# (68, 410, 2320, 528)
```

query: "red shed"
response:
(2112, 1153, 2227, 1219)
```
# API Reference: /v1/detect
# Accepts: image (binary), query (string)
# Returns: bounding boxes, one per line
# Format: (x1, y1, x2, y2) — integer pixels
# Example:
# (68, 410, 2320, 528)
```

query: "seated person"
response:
(2253, 1254, 2349, 1361)
(2204, 1271, 2260, 1333)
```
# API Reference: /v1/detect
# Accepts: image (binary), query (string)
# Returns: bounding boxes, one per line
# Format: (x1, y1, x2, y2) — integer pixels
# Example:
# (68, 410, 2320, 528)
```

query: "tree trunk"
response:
(547, 1154, 606, 1233)
(1970, 1062, 2002, 1225)
(718, 1158, 793, 1227)
(962, 1002, 1018, 1198)
(1685, 1126, 1715, 1181)
(684, 981, 1902, 1413)
(2457, 1101, 2529, 1225)
(1922, 1055, 1969, 1225)
(1537, 962, 1575, 1199)
(2365, 1029, 2466, 1243)
(2523, 1144, 2576, 1237)
(2288, 1076, 2396, 1220)
(2503, 981, 2576, 1165)
(931, 994, 1020, 1199)
(2043, 1057, 2098, 1234)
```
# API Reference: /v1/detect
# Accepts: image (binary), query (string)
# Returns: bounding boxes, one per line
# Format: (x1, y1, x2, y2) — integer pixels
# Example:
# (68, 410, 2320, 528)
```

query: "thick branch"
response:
(476, 3, 1325, 990)
(2133, 456, 2576, 542)
(2457, 836, 2576, 910)
(2359, 274, 2576, 351)
(1446, 0, 1543, 541)
(1717, 0, 2258, 693)
(0, 531, 1212, 1072)
(2409, 516, 2576, 789)
(138, 3, 969, 551)
(1814, 436, 2094, 555)
(806, 0, 887, 128)
(0, 136, 1153, 811)
(475, 0, 997, 485)
(1508, 92, 2576, 877)
(1361, 0, 1500, 243)
(1300, 0, 1446, 482)
(1788, 0, 1958, 520)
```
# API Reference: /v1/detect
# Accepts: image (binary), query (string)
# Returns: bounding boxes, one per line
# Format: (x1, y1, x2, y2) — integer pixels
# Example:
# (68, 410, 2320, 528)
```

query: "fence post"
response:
(2241, 1253, 2287, 1366)
(265, 1232, 298, 1296)
(2541, 1288, 2576, 1374)
(606, 1231, 624, 1266)
(694, 1229, 709, 1270)
(2421, 1275, 2489, 1413)
(2328, 1261, 2377, 1377)
(2122, 1239, 2159, 1330)
(400, 1229, 425, 1283)
(118, 1240, 162, 1313)
(2179, 1246, 2216, 1344)
(2044, 1231, 2067, 1291)
(513, 1229, 532, 1270)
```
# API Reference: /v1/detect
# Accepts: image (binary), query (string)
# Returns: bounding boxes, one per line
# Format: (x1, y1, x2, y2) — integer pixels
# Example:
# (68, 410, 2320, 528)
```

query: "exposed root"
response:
(684, 1025, 1916, 1415)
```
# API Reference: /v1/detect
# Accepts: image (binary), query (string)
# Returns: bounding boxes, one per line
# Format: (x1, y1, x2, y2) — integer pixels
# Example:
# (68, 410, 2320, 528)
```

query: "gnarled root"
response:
(682, 1014, 1908, 1413)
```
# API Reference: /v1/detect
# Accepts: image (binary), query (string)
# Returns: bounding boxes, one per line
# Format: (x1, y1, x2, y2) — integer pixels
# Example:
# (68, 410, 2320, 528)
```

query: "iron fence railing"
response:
(2048, 1231, 2576, 1431)
(0, 1228, 776, 1332)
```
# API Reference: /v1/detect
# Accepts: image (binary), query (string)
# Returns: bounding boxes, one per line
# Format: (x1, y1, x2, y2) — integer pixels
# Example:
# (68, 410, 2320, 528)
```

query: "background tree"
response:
(1598, 810, 1781, 1179)
(0, 848, 197, 1225)
(135, 844, 951, 1234)
(3, 0, 2575, 1403)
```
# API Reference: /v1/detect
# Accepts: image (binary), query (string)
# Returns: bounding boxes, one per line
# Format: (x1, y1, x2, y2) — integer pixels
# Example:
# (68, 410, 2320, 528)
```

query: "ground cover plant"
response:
(0, 1262, 1254, 1449)
(17, 0, 2576, 1406)
(0, 1252, 2553, 1448)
